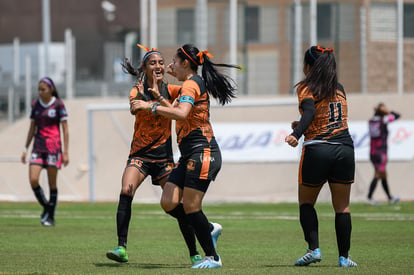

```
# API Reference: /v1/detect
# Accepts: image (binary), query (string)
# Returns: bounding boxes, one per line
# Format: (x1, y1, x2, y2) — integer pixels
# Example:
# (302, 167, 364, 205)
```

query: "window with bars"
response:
(177, 9, 194, 44)
(246, 6, 259, 42)
(404, 4, 414, 38)
(317, 3, 333, 40)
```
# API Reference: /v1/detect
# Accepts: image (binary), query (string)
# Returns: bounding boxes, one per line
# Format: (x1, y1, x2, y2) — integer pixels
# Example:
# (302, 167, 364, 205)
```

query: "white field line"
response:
(1, 210, 414, 221)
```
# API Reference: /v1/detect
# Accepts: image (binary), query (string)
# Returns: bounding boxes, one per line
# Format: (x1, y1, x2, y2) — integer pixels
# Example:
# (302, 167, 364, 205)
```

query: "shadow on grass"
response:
(263, 264, 332, 268)
(94, 262, 187, 269)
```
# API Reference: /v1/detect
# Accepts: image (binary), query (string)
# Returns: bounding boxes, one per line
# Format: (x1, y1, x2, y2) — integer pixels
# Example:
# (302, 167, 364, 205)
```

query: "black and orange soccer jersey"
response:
(129, 82, 181, 160)
(297, 84, 353, 146)
(174, 75, 216, 157)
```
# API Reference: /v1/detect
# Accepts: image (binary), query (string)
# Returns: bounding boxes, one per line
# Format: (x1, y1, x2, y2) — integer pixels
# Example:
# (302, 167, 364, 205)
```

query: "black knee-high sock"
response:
(368, 178, 378, 199)
(299, 204, 319, 250)
(335, 213, 352, 258)
(381, 179, 392, 199)
(32, 186, 47, 207)
(167, 204, 199, 256)
(117, 194, 133, 248)
(187, 210, 218, 261)
(48, 189, 58, 219)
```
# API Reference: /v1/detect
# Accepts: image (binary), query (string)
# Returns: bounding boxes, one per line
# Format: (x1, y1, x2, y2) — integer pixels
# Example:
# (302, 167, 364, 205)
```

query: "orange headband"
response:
(196, 51, 213, 64)
(316, 46, 334, 53)
(137, 43, 159, 52)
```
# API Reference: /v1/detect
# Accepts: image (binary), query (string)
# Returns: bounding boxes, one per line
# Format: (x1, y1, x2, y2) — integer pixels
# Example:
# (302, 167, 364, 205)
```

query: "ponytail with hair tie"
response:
(316, 46, 334, 54)
(196, 50, 213, 64)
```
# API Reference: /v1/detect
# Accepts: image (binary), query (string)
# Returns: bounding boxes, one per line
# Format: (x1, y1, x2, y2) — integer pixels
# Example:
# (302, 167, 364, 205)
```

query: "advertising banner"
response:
(213, 121, 414, 162)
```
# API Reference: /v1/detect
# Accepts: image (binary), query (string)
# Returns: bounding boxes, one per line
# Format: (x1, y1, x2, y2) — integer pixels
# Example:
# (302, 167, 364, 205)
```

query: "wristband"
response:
(157, 96, 164, 102)
(151, 102, 160, 115)
(147, 102, 154, 111)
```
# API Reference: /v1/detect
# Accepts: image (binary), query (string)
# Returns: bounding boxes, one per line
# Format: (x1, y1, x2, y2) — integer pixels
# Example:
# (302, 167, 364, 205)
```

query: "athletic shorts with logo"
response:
(126, 157, 174, 185)
(168, 146, 222, 192)
(299, 143, 355, 187)
(30, 151, 62, 169)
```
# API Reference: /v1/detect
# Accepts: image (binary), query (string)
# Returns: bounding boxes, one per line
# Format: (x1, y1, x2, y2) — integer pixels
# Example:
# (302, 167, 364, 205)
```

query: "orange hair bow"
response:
(196, 50, 213, 64)
(316, 46, 334, 53)
(137, 43, 158, 52)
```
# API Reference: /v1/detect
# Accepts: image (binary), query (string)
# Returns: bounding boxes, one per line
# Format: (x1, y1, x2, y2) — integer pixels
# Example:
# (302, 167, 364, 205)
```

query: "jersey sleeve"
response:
(58, 99, 68, 121)
(167, 84, 181, 101)
(179, 80, 200, 105)
(297, 85, 314, 106)
(384, 111, 400, 123)
(291, 98, 315, 139)
(129, 86, 139, 101)
(29, 99, 37, 120)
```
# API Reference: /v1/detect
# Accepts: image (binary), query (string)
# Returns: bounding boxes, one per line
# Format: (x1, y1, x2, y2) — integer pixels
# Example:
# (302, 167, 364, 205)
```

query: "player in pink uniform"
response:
(21, 77, 69, 226)
(367, 103, 400, 205)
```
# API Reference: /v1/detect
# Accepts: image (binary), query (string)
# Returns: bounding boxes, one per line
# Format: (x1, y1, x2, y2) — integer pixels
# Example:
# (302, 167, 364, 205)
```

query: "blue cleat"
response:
(210, 222, 222, 249)
(339, 256, 357, 267)
(191, 255, 222, 269)
(295, 248, 322, 266)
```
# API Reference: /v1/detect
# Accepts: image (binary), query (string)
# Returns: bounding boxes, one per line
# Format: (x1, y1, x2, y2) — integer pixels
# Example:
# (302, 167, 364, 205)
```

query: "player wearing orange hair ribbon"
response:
(196, 50, 213, 64)
(131, 44, 241, 269)
(285, 45, 357, 268)
(106, 44, 205, 266)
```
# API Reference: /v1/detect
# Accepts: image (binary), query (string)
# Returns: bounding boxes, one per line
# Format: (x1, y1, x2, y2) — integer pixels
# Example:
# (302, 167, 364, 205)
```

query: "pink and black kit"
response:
(368, 111, 400, 172)
(29, 97, 68, 168)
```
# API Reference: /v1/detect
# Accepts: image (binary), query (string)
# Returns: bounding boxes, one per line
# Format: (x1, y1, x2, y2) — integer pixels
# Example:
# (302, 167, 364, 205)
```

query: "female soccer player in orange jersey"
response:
(133, 44, 240, 269)
(106, 45, 202, 265)
(285, 46, 357, 268)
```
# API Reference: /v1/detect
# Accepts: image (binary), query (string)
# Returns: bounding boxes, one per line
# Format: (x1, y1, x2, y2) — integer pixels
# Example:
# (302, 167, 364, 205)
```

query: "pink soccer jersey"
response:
(30, 97, 68, 154)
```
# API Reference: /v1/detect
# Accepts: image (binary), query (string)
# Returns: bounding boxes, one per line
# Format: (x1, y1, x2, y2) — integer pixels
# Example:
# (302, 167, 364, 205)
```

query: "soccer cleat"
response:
(389, 197, 400, 204)
(210, 222, 222, 249)
(295, 248, 322, 266)
(106, 246, 128, 263)
(190, 254, 203, 266)
(40, 209, 49, 224)
(41, 217, 55, 227)
(338, 256, 357, 267)
(191, 255, 222, 269)
(368, 199, 380, 206)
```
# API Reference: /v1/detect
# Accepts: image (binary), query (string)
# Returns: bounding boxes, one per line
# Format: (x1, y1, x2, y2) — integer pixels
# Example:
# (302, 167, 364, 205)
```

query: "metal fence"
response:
(1, 0, 414, 126)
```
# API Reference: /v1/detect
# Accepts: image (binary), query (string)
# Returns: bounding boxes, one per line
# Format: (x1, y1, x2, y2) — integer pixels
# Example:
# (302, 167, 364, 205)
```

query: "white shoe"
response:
(191, 255, 222, 269)
(368, 199, 379, 206)
(389, 197, 400, 204)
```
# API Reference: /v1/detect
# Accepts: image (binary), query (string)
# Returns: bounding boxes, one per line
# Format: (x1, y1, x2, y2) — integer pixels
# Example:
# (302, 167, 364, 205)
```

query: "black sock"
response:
(335, 213, 352, 258)
(117, 194, 133, 248)
(299, 204, 319, 250)
(32, 186, 47, 207)
(48, 189, 58, 219)
(368, 178, 378, 199)
(186, 210, 218, 261)
(167, 204, 198, 256)
(381, 179, 392, 199)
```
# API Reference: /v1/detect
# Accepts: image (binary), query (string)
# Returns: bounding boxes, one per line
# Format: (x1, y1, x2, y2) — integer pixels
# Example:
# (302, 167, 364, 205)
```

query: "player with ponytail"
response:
(133, 43, 241, 269)
(285, 46, 357, 268)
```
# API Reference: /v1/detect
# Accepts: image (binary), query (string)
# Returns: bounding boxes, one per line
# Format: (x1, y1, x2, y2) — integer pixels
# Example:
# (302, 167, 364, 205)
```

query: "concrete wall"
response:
(0, 93, 413, 204)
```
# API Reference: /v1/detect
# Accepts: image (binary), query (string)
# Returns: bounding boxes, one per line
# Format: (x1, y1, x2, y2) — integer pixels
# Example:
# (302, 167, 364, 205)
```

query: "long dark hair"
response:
(39, 77, 59, 98)
(177, 44, 241, 105)
(121, 50, 163, 84)
(297, 46, 337, 100)
(374, 102, 385, 116)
